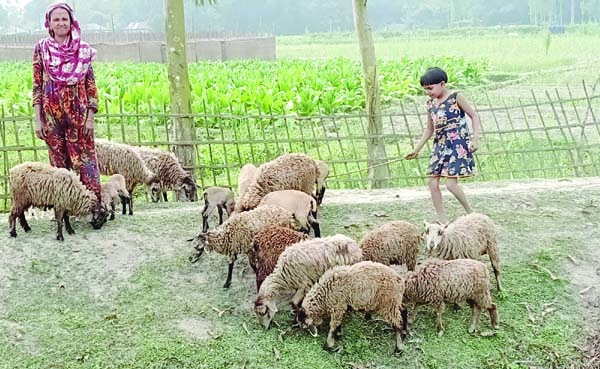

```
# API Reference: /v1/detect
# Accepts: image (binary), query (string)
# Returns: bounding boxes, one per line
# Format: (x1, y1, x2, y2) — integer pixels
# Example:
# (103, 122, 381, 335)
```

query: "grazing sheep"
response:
(402, 258, 499, 336)
(314, 159, 329, 206)
(250, 226, 310, 292)
(259, 190, 320, 237)
(101, 174, 130, 221)
(136, 146, 197, 202)
(8, 162, 108, 241)
(296, 261, 407, 353)
(359, 221, 421, 271)
(424, 213, 502, 291)
(189, 205, 302, 288)
(236, 164, 258, 207)
(95, 139, 161, 216)
(201, 186, 235, 233)
(254, 234, 363, 329)
(235, 153, 318, 213)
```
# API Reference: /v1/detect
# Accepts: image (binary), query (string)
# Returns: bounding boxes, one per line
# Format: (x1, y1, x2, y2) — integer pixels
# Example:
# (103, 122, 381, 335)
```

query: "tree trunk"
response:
(352, 0, 388, 189)
(164, 0, 196, 191)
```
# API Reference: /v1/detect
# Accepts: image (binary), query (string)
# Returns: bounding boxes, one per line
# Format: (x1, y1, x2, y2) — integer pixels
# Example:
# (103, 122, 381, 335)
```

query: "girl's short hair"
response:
(420, 67, 448, 86)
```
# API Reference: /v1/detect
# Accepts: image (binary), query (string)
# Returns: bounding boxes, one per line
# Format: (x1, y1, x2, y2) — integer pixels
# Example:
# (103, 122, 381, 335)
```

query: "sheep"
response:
(359, 221, 421, 271)
(314, 159, 329, 206)
(201, 186, 235, 233)
(296, 261, 408, 353)
(234, 153, 318, 213)
(253, 234, 363, 329)
(249, 226, 310, 292)
(136, 146, 197, 202)
(189, 205, 302, 289)
(236, 163, 258, 206)
(95, 139, 161, 216)
(8, 162, 109, 241)
(424, 212, 502, 291)
(258, 190, 320, 237)
(101, 174, 130, 221)
(401, 258, 499, 337)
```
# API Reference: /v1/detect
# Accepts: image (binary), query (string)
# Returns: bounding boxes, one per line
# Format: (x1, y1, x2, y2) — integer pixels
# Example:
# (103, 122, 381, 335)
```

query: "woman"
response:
(33, 2, 107, 228)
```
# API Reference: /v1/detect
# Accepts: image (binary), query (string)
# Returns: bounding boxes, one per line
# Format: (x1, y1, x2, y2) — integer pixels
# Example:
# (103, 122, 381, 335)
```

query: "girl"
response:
(404, 67, 480, 223)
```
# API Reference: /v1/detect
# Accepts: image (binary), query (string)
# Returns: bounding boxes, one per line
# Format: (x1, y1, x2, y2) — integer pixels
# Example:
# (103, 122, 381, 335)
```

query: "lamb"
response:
(249, 226, 310, 292)
(8, 162, 108, 241)
(314, 159, 329, 206)
(424, 212, 502, 291)
(258, 190, 320, 237)
(136, 146, 197, 202)
(189, 205, 302, 288)
(234, 153, 318, 213)
(101, 174, 130, 221)
(296, 261, 408, 353)
(253, 234, 363, 329)
(401, 258, 499, 336)
(359, 221, 421, 271)
(95, 139, 161, 216)
(201, 186, 235, 233)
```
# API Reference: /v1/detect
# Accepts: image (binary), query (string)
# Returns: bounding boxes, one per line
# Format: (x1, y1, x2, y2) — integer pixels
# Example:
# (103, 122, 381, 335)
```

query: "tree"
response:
(164, 0, 216, 199)
(352, 0, 388, 188)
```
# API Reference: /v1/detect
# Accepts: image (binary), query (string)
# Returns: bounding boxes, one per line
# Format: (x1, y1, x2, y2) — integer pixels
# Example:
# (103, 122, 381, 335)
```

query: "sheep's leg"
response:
(407, 303, 418, 324)
(162, 190, 168, 202)
(54, 208, 65, 241)
(433, 302, 446, 337)
(109, 201, 116, 221)
(291, 288, 305, 310)
(128, 197, 134, 216)
(63, 213, 75, 235)
(201, 203, 214, 233)
(217, 206, 224, 226)
(326, 312, 345, 350)
(18, 211, 31, 232)
(223, 254, 236, 289)
(9, 211, 18, 237)
(121, 198, 127, 215)
(309, 218, 321, 238)
(488, 304, 499, 329)
(468, 303, 482, 334)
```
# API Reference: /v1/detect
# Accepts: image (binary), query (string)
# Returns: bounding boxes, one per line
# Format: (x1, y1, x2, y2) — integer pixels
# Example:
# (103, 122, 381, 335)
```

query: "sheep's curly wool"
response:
(359, 221, 421, 271)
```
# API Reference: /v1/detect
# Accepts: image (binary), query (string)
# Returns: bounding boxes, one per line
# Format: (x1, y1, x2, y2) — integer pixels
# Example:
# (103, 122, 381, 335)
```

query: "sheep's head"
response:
(254, 298, 278, 329)
(147, 177, 162, 203)
(296, 307, 320, 336)
(90, 203, 109, 230)
(189, 233, 210, 263)
(176, 176, 198, 202)
(424, 221, 446, 255)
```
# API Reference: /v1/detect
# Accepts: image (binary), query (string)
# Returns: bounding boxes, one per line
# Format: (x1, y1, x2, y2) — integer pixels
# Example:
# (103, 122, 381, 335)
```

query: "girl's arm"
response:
(83, 64, 99, 137)
(456, 93, 480, 153)
(404, 114, 434, 160)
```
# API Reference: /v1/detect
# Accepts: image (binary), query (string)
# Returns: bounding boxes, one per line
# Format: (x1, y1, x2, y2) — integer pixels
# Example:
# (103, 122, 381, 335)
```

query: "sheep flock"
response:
(7, 148, 506, 356)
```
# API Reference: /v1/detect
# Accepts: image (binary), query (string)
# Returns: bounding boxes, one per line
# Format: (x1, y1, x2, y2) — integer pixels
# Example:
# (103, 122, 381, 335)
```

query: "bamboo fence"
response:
(0, 81, 598, 211)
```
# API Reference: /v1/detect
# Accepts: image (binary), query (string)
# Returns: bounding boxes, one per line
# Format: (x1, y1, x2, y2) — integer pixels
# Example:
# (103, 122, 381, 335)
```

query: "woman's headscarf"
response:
(39, 2, 96, 85)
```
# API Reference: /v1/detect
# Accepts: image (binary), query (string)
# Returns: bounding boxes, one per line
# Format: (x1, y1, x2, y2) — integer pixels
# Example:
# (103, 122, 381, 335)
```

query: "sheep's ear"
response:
(308, 325, 318, 337)
(267, 300, 278, 313)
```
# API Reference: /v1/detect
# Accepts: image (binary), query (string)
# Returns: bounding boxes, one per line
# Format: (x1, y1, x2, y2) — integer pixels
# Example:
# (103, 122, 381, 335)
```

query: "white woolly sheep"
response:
(402, 258, 499, 336)
(249, 226, 310, 292)
(189, 205, 302, 288)
(95, 139, 161, 216)
(424, 212, 502, 291)
(259, 189, 320, 237)
(359, 221, 421, 271)
(314, 159, 329, 206)
(201, 186, 235, 233)
(296, 261, 408, 353)
(253, 234, 363, 329)
(136, 146, 197, 202)
(234, 153, 318, 213)
(101, 174, 130, 221)
(8, 162, 108, 241)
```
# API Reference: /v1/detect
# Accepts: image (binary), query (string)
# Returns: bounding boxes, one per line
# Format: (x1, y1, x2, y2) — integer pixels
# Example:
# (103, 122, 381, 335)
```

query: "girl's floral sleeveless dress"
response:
(426, 92, 476, 177)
